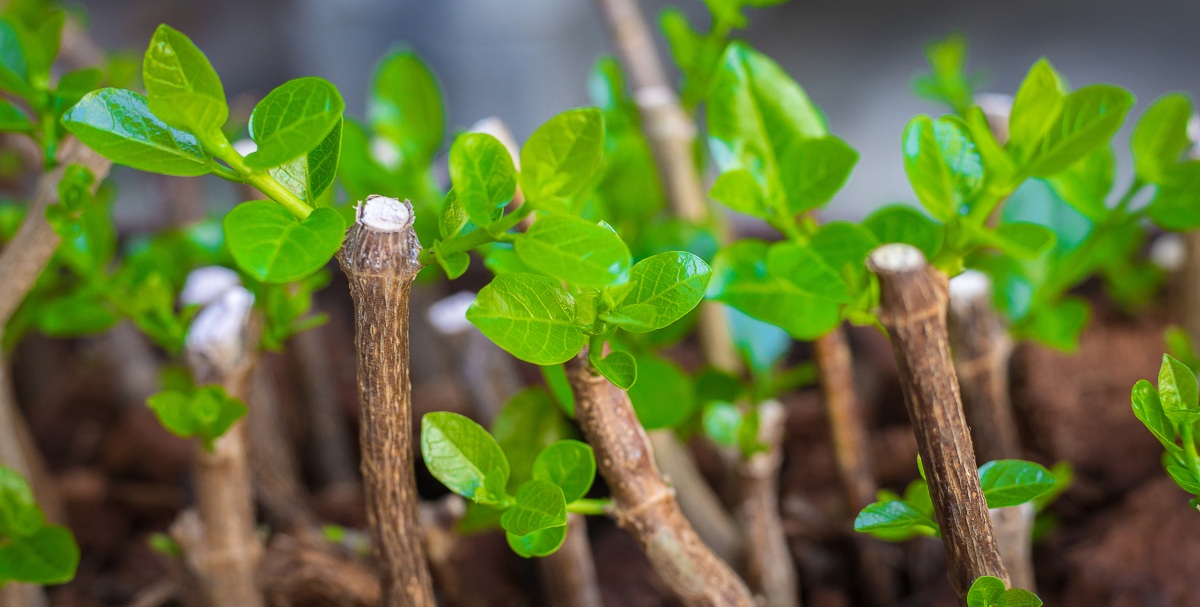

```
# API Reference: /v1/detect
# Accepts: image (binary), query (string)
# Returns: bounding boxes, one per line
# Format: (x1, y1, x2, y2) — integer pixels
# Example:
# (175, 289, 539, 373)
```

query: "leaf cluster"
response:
(0, 466, 79, 586)
(1130, 353, 1200, 510)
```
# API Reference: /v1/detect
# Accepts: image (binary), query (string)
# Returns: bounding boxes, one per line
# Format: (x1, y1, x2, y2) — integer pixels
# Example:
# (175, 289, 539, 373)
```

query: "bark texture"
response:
(648, 430, 743, 565)
(566, 354, 754, 606)
(337, 196, 436, 607)
(538, 514, 604, 607)
(867, 244, 1009, 598)
(735, 400, 798, 607)
(247, 360, 320, 536)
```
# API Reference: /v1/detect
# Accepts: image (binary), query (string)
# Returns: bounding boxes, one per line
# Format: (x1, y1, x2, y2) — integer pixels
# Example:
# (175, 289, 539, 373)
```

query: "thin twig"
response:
(539, 514, 604, 607)
(735, 400, 797, 607)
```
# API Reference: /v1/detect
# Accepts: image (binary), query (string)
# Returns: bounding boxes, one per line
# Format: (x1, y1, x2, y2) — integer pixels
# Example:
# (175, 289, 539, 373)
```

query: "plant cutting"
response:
(1129, 353, 1200, 510)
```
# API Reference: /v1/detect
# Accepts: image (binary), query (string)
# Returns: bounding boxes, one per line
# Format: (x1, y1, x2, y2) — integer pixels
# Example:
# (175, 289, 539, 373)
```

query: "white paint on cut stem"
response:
(356, 195, 413, 232)
(868, 243, 925, 272)
(948, 269, 992, 314)
(1151, 233, 1186, 271)
(186, 287, 255, 378)
(181, 266, 243, 307)
(427, 291, 477, 336)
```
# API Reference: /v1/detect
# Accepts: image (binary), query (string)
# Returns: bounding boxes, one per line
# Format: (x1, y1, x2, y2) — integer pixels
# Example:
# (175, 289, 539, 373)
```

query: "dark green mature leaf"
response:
(0, 97, 32, 132)
(1159, 354, 1200, 425)
(532, 440, 596, 503)
(853, 500, 938, 534)
(1008, 59, 1067, 164)
(506, 523, 567, 558)
(223, 202, 344, 283)
(370, 50, 444, 165)
(143, 24, 228, 135)
(1147, 161, 1200, 230)
(609, 251, 710, 332)
(977, 460, 1056, 508)
(501, 480, 567, 536)
(1131, 93, 1193, 184)
(1132, 379, 1176, 448)
(777, 136, 859, 213)
(269, 118, 342, 202)
(449, 132, 516, 227)
(520, 108, 604, 209)
(467, 273, 586, 365)
(245, 77, 345, 170)
(421, 412, 510, 506)
(628, 353, 696, 430)
(863, 204, 943, 260)
(0, 524, 79, 585)
(902, 114, 983, 221)
(708, 239, 840, 339)
(514, 215, 630, 288)
(63, 88, 213, 176)
(1028, 84, 1134, 177)
(492, 388, 575, 490)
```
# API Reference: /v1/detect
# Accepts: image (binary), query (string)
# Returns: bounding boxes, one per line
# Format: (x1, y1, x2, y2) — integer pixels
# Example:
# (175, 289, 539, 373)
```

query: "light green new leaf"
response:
(1146, 161, 1200, 230)
(902, 114, 983, 221)
(506, 524, 567, 558)
(1131, 379, 1176, 449)
(147, 386, 247, 448)
(501, 480, 567, 536)
(593, 349, 637, 389)
(765, 241, 852, 301)
(370, 50, 444, 165)
(223, 201, 345, 283)
(702, 401, 744, 447)
(1008, 58, 1067, 163)
(0, 97, 32, 132)
(514, 215, 630, 288)
(0, 467, 43, 537)
(1028, 84, 1134, 177)
(777, 136, 859, 213)
(967, 575, 1043, 607)
(421, 412, 510, 506)
(0, 18, 32, 97)
(245, 77, 345, 169)
(0, 524, 80, 585)
(1131, 93, 1193, 184)
(628, 353, 696, 430)
(708, 240, 840, 339)
(532, 440, 596, 503)
(709, 169, 768, 219)
(1046, 145, 1115, 222)
(610, 251, 711, 333)
(520, 108, 604, 208)
(143, 24, 228, 135)
(449, 132, 516, 227)
(853, 500, 938, 534)
(1013, 296, 1089, 352)
(1158, 353, 1200, 425)
(862, 204, 944, 260)
(977, 460, 1056, 508)
(492, 388, 575, 490)
(62, 88, 213, 176)
(269, 118, 342, 202)
(467, 273, 586, 365)
(985, 222, 1056, 259)
(728, 306, 791, 375)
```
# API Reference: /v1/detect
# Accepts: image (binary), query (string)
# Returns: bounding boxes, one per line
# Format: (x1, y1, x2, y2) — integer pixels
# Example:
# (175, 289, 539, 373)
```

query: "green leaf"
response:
(911, 32, 976, 113)
(1147, 161, 1200, 230)
(142, 24, 228, 135)
(532, 440, 596, 503)
(853, 499, 939, 535)
(608, 251, 711, 332)
(223, 201, 345, 283)
(1008, 59, 1067, 164)
(1013, 296, 1089, 353)
(988, 222, 1057, 259)
(421, 412, 510, 506)
(0, 97, 32, 132)
(269, 118, 342, 203)
(449, 132, 517, 227)
(62, 88, 213, 176)
(501, 480, 567, 536)
(514, 215, 630, 288)
(967, 575, 1043, 607)
(1131, 379, 1176, 449)
(863, 204, 944, 260)
(245, 77, 345, 170)
(765, 241, 852, 301)
(728, 306, 791, 375)
(506, 523, 567, 558)
(628, 353, 696, 430)
(0, 466, 42, 537)
(467, 273, 586, 365)
(519, 108, 604, 208)
(0, 18, 32, 97)
(977, 460, 1057, 508)
(592, 348, 636, 389)
(1131, 93, 1193, 184)
(1028, 84, 1135, 177)
(1159, 353, 1200, 425)
(777, 136, 859, 213)
(370, 50, 444, 166)
(710, 169, 767, 219)
(1045, 145, 1115, 221)
(902, 114, 983, 221)
(0, 524, 79, 585)
(492, 388, 575, 490)
(147, 386, 247, 448)
(702, 401, 743, 447)
(1164, 457, 1200, 495)
(707, 239, 840, 339)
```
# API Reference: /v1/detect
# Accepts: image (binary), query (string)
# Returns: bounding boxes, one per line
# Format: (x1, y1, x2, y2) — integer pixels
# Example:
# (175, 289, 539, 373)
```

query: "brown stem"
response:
(538, 514, 604, 607)
(566, 353, 754, 606)
(337, 196, 436, 607)
(246, 358, 320, 537)
(867, 244, 1009, 598)
(260, 534, 383, 607)
(813, 327, 899, 604)
(946, 271, 1034, 590)
(174, 286, 264, 607)
(647, 431, 743, 565)
(290, 324, 361, 496)
(735, 400, 797, 607)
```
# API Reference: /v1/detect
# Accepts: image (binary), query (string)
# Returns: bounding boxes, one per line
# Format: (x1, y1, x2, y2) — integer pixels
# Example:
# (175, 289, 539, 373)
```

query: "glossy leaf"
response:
(609, 251, 711, 332)
(1147, 162, 1200, 230)
(421, 412, 510, 506)
(245, 77, 345, 169)
(147, 386, 248, 449)
(467, 273, 586, 365)
(862, 204, 943, 260)
(62, 88, 213, 176)
(0, 467, 42, 537)
(593, 349, 637, 390)
(532, 440, 596, 503)
(728, 306, 791, 375)
(501, 480, 567, 536)
(1131, 93, 1193, 184)
(709, 169, 767, 219)
(0, 524, 79, 585)
(777, 136, 859, 213)
(370, 50, 444, 165)
(902, 114, 983, 221)
(0, 18, 31, 96)
(519, 108, 604, 208)
(449, 132, 517, 227)
(515, 215, 630, 288)
(1159, 353, 1200, 425)
(1028, 84, 1134, 177)
(702, 401, 744, 447)
(707, 240, 840, 339)
(223, 201, 345, 283)
(628, 353, 696, 430)
(269, 118, 342, 202)
(143, 24, 228, 135)
(1008, 59, 1066, 164)
(967, 575, 1043, 607)
(765, 241, 852, 301)
(1045, 145, 1114, 221)
(853, 500, 938, 535)
(506, 523, 567, 558)
(977, 460, 1057, 508)
(1131, 379, 1175, 448)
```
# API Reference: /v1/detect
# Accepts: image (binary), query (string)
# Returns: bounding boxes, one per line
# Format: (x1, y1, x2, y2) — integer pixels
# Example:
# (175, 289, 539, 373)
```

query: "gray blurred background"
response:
(79, 0, 1200, 219)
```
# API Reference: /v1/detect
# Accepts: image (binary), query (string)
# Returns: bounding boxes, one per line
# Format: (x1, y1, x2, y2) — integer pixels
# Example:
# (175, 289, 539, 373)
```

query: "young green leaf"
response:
(967, 575, 1043, 607)
(853, 499, 939, 535)
(902, 114, 983, 221)
(1146, 161, 1200, 230)
(514, 215, 631, 288)
(62, 88, 213, 176)
(977, 460, 1057, 508)
(1131, 379, 1176, 448)
(501, 479, 567, 536)
(1012, 296, 1089, 352)
(1158, 353, 1200, 425)
(1045, 144, 1115, 221)
(506, 523, 567, 558)
(421, 412, 511, 506)
(987, 222, 1057, 259)
(709, 169, 768, 219)
(147, 386, 248, 449)
(0, 524, 80, 585)
(0, 466, 43, 538)
(708, 240, 840, 339)
(628, 353, 697, 430)
(0, 97, 32, 132)
(728, 306, 791, 376)
(1007, 58, 1067, 164)
(765, 241, 852, 302)
(370, 50, 444, 166)
(143, 24, 228, 136)
(777, 136, 859, 213)
(269, 118, 342, 202)
(449, 132, 517, 227)
(519, 108, 604, 208)
(466, 273, 586, 365)
(223, 201, 345, 283)
(592, 349, 637, 390)
(608, 251, 711, 333)
(532, 440, 596, 503)
(1131, 93, 1193, 184)
(702, 400, 744, 447)
(862, 204, 944, 260)
(492, 388, 576, 490)
(1027, 84, 1135, 177)
(245, 77, 345, 170)
(0, 18, 33, 97)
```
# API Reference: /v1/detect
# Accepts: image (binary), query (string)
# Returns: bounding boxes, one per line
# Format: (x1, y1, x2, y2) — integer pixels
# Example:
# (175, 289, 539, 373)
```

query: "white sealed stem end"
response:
(356, 195, 413, 233)
(186, 287, 255, 379)
(868, 243, 926, 274)
(427, 291, 477, 336)
(180, 265, 242, 307)
(948, 269, 992, 314)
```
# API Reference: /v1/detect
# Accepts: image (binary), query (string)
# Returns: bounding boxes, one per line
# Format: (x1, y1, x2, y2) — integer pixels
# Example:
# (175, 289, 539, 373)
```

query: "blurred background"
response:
(78, 0, 1199, 220)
